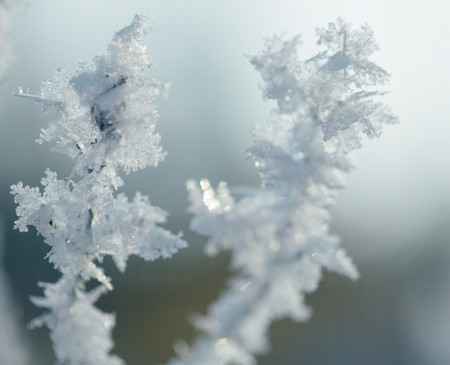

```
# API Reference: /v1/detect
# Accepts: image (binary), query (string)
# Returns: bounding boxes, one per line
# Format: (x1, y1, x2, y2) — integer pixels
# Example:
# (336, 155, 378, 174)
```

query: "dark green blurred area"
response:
(1, 116, 449, 365)
(3, 203, 448, 365)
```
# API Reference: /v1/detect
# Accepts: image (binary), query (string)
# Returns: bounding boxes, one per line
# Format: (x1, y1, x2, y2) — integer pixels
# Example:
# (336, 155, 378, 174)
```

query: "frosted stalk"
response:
(11, 14, 186, 364)
(173, 19, 397, 365)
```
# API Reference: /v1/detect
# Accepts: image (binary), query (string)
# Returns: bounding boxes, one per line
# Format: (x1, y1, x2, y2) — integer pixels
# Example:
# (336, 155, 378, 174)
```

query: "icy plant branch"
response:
(174, 19, 397, 365)
(11, 15, 186, 364)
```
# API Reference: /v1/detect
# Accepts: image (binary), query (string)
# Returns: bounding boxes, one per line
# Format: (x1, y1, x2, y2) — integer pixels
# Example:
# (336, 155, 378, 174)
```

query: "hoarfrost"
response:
(12, 14, 186, 364)
(171, 19, 396, 365)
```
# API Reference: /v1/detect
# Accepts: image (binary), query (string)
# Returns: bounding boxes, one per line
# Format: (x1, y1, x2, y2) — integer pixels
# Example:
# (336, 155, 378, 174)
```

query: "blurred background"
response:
(1, 0, 450, 364)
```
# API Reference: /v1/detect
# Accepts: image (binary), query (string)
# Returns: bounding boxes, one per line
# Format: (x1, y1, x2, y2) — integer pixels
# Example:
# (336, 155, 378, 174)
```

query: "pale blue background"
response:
(1, 1, 449, 364)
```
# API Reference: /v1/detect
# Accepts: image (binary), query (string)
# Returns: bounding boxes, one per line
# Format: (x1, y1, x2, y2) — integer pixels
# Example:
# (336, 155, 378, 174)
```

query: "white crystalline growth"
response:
(12, 14, 186, 364)
(16, 15, 166, 174)
(173, 19, 397, 365)
(30, 278, 123, 365)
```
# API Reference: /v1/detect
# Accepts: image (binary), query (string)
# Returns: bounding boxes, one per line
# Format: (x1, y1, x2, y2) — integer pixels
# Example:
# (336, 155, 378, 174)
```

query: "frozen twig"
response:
(11, 15, 186, 364)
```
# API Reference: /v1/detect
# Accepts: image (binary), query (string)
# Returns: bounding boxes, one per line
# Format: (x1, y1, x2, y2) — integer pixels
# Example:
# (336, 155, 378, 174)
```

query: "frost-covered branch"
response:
(11, 15, 186, 364)
(172, 19, 397, 365)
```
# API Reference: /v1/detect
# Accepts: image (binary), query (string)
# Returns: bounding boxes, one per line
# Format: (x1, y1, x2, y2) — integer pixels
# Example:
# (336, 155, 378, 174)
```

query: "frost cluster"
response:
(11, 15, 186, 364)
(172, 20, 397, 365)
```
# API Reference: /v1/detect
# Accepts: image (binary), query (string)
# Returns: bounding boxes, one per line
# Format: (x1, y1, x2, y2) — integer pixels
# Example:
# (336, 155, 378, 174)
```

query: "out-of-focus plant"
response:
(0, 0, 21, 79)
(171, 19, 397, 365)
(11, 15, 186, 364)
(0, 224, 30, 365)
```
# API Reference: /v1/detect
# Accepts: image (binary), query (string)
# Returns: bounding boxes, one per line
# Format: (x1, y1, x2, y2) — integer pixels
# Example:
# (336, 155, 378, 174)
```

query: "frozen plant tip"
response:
(176, 19, 397, 365)
(11, 14, 186, 365)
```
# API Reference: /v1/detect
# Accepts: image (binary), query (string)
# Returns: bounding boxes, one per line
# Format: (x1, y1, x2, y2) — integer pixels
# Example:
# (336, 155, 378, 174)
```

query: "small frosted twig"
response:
(13, 87, 63, 105)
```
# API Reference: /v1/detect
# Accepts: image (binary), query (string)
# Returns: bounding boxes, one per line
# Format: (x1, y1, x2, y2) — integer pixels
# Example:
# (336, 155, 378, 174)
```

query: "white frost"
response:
(172, 19, 397, 365)
(11, 14, 187, 364)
